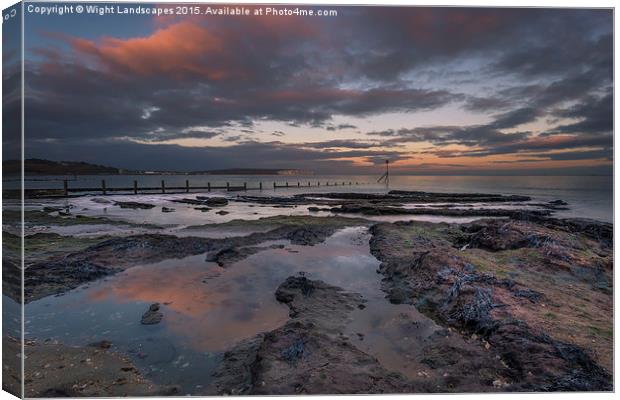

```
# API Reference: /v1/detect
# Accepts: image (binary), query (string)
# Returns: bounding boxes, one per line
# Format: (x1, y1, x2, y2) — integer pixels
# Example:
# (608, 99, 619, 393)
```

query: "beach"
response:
(2, 178, 613, 395)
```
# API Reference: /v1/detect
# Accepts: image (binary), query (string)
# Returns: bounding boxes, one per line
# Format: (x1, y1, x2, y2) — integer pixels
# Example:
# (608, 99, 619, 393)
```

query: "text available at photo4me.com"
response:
(23, 3, 340, 18)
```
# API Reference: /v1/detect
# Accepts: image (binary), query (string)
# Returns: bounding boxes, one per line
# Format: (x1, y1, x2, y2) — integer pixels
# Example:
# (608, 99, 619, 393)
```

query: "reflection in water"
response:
(24, 227, 440, 393)
(20, 173, 613, 239)
(86, 255, 290, 352)
(15, 174, 613, 224)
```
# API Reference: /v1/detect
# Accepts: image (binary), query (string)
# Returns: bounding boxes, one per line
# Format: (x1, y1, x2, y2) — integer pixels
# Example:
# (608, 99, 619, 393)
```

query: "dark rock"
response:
(286, 226, 339, 246)
(459, 221, 558, 252)
(141, 303, 163, 325)
(25, 260, 115, 302)
(23, 218, 355, 302)
(369, 219, 613, 391)
(387, 190, 531, 203)
(43, 206, 66, 213)
(528, 217, 612, 247)
(275, 277, 316, 303)
(512, 289, 543, 303)
(210, 277, 420, 395)
(281, 339, 307, 364)
(171, 198, 206, 205)
(90, 197, 113, 204)
(198, 197, 229, 207)
(114, 201, 156, 209)
(206, 244, 284, 267)
(161, 207, 175, 213)
(88, 340, 112, 349)
(331, 203, 551, 218)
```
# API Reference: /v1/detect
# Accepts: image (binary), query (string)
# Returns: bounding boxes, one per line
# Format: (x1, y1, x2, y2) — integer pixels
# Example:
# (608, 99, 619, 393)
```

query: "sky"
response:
(4, 4, 614, 175)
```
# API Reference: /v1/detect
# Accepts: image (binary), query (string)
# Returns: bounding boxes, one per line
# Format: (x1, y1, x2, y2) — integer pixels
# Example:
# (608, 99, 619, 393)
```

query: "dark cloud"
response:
(300, 140, 381, 149)
(489, 107, 541, 130)
(368, 126, 530, 147)
(21, 6, 613, 173)
(367, 83, 612, 162)
(491, 159, 544, 164)
(547, 93, 613, 135)
(369, 119, 612, 161)
(326, 123, 358, 131)
(420, 133, 613, 158)
(345, 8, 611, 83)
(493, 31, 612, 80)
(463, 95, 514, 112)
(526, 149, 612, 161)
(24, 59, 456, 142)
(25, 138, 410, 175)
(140, 130, 221, 142)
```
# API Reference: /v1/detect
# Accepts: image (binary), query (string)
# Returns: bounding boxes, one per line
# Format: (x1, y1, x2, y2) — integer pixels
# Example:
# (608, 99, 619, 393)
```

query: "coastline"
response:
(2, 189, 613, 395)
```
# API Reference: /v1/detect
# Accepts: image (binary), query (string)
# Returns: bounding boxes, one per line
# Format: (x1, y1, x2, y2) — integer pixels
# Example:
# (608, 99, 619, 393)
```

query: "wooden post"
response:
(63, 180, 68, 196)
(286, 182, 289, 188)
(133, 180, 138, 194)
(208, 182, 211, 192)
(185, 180, 189, 193)
(273, 182, 276, 189)
(259, 182, 263, 191)
(349, 182, 352, 185)
(297, 182, 300, 187)
(308, 182, 310, 187)
(161, 180, 165, 194)
(226, 182, 230, 191)
(326, 182, 329, 186)
(318, 182, 320, 186)
(244, 182, 247, 191)
(101, 179, 107, 195)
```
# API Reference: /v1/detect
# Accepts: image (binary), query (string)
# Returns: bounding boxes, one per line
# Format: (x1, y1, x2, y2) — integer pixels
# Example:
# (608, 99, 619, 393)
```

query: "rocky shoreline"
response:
(209, 276, 423, 395)
(369, 217, 613, 390)
(14, 215, 369, 303)
(2, 190, 613, 395)
(208, 275, 535, 394)
(234, 190, 569, 218)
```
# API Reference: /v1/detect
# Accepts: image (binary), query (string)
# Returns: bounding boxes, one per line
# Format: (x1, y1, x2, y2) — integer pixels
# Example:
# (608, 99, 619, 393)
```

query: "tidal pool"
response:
(23, 227, 441, 394)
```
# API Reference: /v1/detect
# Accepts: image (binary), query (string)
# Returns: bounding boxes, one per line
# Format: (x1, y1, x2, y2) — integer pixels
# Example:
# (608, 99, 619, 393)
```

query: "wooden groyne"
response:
(13, 179, 367, 198)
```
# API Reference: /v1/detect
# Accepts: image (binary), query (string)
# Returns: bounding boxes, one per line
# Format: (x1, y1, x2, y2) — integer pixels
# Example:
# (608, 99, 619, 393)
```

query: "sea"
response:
(6, 174, 614, 222)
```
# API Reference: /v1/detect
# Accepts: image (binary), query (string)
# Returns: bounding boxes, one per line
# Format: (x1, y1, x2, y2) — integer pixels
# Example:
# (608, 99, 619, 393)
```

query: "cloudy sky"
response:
(5, 4, 613, 174)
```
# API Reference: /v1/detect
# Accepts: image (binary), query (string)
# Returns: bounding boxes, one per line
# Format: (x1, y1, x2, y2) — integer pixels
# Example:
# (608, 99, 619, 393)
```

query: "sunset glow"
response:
(5, 5, 611, 175)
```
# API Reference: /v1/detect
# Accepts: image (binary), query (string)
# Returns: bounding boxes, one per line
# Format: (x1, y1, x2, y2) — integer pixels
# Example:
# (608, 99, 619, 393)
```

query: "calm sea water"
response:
(10, 174, 614, 222)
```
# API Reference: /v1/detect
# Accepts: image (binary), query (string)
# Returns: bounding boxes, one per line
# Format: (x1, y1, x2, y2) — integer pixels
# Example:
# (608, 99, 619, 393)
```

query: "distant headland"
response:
(2, 159, 313, 176)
